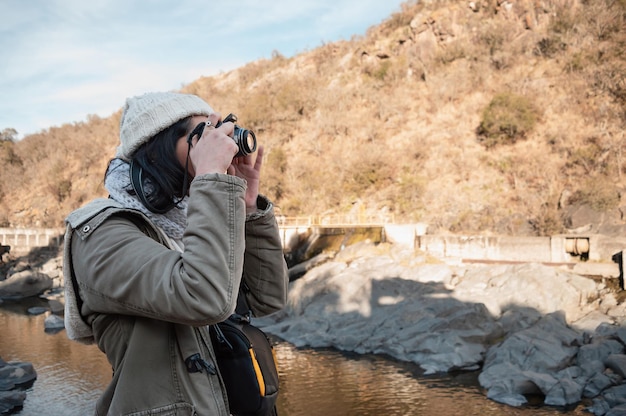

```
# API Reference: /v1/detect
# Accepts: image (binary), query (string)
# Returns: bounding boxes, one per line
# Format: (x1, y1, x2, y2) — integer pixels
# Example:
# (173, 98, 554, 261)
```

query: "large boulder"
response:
(261, 254, 501, 374)
(478, 312, 584, 407)
(0, 270, 53, 300)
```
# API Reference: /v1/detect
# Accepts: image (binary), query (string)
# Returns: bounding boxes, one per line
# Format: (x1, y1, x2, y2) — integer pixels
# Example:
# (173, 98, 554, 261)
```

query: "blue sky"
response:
(0, 0, 406, 139)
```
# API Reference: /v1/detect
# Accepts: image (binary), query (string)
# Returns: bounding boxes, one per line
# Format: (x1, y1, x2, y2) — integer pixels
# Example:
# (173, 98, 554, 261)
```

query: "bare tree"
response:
(0, 128, 18, 142)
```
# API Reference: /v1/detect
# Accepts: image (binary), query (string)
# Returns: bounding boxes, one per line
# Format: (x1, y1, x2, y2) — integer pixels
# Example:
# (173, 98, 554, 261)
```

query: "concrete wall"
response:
(0, 228, 64, 255)
(417, 234, 556, 262)
(3, 225, 625, 268)
(382, 223, 626, 264)
(280, 226, 311, 254)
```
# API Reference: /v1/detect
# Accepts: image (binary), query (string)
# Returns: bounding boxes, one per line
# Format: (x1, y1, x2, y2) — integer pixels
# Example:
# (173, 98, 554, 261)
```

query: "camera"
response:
(188, 113, 257, 158)
(218, 113, 257, 157)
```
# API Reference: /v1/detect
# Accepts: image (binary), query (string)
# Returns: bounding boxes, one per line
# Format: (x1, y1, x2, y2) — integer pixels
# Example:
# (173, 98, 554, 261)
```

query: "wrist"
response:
(245, 195, 272, 221)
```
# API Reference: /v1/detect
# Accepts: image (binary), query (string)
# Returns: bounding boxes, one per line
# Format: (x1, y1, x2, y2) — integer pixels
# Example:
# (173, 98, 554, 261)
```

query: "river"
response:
(0, 298, 589, 416)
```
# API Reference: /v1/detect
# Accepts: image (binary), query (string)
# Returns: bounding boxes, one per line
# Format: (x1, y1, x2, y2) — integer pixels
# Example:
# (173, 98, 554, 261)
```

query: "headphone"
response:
(129, 159, 177, 214)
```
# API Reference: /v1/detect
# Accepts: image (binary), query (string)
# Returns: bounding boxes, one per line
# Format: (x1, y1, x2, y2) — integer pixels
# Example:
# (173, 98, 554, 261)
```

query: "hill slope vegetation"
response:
(1, 0, 625, 237)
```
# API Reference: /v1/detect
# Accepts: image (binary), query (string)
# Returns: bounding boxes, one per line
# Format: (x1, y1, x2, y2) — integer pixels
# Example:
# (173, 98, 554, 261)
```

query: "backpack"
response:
(210, 312, 279, 416)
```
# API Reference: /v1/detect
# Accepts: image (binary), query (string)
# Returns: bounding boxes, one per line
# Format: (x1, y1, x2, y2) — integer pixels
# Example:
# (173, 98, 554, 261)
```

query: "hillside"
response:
(1, 0, 625, 237)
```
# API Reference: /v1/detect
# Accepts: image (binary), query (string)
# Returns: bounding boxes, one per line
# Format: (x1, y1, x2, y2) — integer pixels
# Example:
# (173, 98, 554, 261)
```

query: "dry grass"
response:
(1, 0, 625, 236)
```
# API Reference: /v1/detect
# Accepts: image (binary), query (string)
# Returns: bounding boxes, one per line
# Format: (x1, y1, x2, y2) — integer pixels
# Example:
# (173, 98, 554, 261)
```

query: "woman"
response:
(63, 91, 288, 415)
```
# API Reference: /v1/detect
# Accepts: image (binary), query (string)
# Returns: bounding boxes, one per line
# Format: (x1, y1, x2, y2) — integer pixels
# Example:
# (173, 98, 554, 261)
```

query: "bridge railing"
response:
(277, 214, 394, 227)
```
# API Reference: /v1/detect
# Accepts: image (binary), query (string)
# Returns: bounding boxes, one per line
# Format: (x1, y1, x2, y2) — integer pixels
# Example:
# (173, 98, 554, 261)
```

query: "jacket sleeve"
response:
(70, 173, 246, 326)
(241, 195, 289, 317)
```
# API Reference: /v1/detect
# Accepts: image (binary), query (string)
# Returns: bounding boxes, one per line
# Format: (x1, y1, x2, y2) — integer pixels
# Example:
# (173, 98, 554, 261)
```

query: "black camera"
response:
(218, 113, 257, 157)
(188, 113, 257, 157)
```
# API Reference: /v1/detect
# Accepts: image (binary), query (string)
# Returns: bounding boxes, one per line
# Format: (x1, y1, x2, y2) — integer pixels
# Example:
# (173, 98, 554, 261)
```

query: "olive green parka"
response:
(63, 173, 288, 415)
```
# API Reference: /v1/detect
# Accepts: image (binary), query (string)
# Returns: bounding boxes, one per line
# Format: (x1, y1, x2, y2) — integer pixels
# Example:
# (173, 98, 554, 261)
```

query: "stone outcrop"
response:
(0, 357, 36, 414)
(0, 270, 53, 300)
(258, 242, 626, 415)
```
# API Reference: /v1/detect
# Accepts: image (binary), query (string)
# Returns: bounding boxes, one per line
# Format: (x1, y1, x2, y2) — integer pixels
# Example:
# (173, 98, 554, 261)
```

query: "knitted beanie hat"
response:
(116, 92, 214, 160)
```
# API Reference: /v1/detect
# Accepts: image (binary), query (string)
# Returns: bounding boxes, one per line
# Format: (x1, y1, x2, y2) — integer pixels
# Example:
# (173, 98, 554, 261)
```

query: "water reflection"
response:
(0, 301, 110, 415)
(0, 306, 587, 415)
(273, 345, 587, 416)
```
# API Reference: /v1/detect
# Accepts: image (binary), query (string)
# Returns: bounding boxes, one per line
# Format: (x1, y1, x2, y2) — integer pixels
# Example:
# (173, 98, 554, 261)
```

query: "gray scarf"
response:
(104, 158, 188, 240)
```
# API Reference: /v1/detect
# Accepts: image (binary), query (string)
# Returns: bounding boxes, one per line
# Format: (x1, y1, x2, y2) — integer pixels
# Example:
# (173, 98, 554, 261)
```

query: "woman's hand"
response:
(228, 146, 264, 213)
(189, 117, 238, 175)
(186, 113, 264, 213)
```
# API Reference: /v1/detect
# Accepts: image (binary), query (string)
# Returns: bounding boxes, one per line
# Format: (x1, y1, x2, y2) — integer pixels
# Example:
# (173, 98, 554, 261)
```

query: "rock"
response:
(47, 299, 64, 314)
(599, 384, 626, 409)
(0, 270, 53, 300)
(0, 359, 37, 390)
(618, 327, 626, 345)
(584, 372, 615, 398)
(261, 256, 502, 374)
(0, 337, 39, 413)
(594, 322, 626, 341)
(44, 314, 65, 332)
(544, 370, 586, 407)
(288, 253, 333, 281)
(479, 313, 583, 406)
(577, 360, 606, 379)
(573, 310, 618, 333)
(606, 403, 626, 416)
(0, 390, 27, 414)
(497, 307, 542, 336)
(256, 242, 626, 415)
(27, 306, 48, 315)
(605, 354, 626, 378)
(453, 263, 598, 322)
(578, 340, 625, 367)
(607, 302, 626, 322)
(40, 257, 61, 278)
(588, 397, 612, 415)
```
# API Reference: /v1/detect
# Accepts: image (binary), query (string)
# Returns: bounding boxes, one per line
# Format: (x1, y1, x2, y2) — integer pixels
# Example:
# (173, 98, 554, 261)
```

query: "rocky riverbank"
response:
(1, 242, 625, 415)
(257, 242, 626, 415)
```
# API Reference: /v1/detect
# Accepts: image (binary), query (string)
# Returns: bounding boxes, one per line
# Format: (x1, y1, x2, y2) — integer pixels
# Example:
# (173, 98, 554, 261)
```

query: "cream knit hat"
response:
(116, 92, 214, 160)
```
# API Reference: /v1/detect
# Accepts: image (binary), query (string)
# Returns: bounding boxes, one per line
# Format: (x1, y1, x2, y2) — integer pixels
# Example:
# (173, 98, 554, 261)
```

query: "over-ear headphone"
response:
(129, 159, 176, 214)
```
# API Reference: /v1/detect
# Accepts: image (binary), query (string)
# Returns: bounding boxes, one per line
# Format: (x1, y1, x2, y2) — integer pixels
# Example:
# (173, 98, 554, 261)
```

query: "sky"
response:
(0, 0, 407, 139)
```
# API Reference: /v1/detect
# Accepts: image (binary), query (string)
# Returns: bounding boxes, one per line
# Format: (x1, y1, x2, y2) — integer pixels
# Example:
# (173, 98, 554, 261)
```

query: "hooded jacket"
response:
(63, 172, 288, 415)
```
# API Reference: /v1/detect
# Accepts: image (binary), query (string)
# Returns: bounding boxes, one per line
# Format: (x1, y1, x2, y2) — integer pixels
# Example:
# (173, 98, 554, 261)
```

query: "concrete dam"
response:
(1, 223, 624, 288)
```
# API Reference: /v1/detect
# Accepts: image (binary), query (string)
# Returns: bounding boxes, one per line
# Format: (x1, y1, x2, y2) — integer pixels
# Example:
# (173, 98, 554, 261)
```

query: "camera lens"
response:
(233, 127, 257, 156)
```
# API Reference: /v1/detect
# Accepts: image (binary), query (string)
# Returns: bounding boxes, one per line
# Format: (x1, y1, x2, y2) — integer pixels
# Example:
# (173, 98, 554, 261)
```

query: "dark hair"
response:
(126, 116, 192, 213)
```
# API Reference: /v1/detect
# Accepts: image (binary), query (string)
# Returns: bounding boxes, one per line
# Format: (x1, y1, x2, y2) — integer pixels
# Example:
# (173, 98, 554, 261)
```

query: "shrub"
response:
(534, 37, 566, 58)
(565, 52, 585, 73)
(529, 206, 565, 236)
(569, 177, 621, 211)
(0, 141, 22, 166)
(477, 92, 540, 148)
(565, 139, 605, 175)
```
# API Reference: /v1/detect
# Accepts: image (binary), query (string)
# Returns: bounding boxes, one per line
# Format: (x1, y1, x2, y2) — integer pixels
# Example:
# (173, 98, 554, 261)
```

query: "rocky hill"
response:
(1, 0, 625, 237)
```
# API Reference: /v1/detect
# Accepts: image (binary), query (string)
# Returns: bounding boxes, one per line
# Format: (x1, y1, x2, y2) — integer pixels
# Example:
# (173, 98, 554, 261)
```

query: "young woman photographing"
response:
(63, 91, 288, 415)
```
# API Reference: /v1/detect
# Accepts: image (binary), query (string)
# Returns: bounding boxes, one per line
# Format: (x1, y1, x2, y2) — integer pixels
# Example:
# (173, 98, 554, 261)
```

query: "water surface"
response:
(0, 301, 588, 415)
